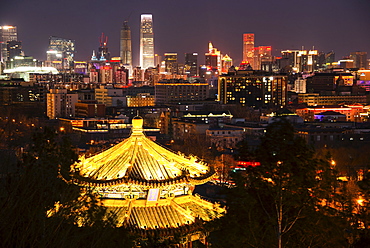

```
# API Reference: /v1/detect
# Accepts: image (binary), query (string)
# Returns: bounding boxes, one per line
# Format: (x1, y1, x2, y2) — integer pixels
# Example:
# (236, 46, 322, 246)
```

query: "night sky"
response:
(2, 0, 370, 65)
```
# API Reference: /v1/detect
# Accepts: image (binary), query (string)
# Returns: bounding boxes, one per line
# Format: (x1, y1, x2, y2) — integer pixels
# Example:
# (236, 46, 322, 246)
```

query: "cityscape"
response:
(1, 1, 370, 247)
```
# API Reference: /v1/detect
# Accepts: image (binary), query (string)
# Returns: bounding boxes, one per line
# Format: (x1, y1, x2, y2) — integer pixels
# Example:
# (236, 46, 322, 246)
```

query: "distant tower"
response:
(185, 53, 198, 77)
(350, 51, 368, 69)
(120, 21, 132, 72)
(0, 25, 18, 62)
(243, 33, 254, 67)
(140, 14, 154, 69)
(164, 53, 178, 74)
(46, 36, 75, 70)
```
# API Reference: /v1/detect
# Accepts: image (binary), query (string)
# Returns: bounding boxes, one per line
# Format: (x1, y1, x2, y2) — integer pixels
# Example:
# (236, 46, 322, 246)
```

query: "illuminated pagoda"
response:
(69, 116, 224, 244)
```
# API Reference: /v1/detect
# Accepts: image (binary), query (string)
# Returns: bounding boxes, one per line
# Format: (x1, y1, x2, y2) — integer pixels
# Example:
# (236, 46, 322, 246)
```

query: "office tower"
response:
(221, 54, 233, 74)
(205, 42, 221, 71)
(6, 40, 22, 60)
(120, 21, 132, 72)
(254, 46, 272, 71)
(0, 26, 18, 62)
(350, 51, 368, 69)
(185, 53, 198, 77)
(140, 14, 154, 69)
(218, 72, 287, 108)
(243, 33, 254, 66)
(280, 49, 319, 72)
(164, 53, 177, 74)
(46, 36, 75, 70)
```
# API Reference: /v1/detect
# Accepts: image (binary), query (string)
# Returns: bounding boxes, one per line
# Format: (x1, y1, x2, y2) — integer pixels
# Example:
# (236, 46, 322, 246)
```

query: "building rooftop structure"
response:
(65, 116, 224, 242)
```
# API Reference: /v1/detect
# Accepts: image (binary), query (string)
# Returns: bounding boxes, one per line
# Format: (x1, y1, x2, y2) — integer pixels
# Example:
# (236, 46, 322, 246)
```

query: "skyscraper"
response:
(185, 53, 198, 77)
(164, 53, 177, 74)
(140, 14, 154, 69)
(350, 51, 368, 69)
(120, 21, 132, 72)
(243, 33, 254, 66)
(46, 36, 75, 70)
(0, 26, 18, 62)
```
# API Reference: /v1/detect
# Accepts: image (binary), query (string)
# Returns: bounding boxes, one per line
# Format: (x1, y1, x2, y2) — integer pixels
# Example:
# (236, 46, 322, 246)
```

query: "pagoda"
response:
(69, 116, 225, 244)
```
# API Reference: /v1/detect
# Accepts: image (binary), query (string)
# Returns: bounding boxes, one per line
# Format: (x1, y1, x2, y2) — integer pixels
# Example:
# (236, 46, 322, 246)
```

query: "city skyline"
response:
(1, 0, 370, 65)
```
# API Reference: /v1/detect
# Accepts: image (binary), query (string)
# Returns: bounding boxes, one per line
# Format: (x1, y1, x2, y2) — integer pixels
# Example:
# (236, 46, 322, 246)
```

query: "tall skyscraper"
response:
(140, 14, 154, 69)
(6, 41, 22, 60)
(46, 36, 75, 70)
(164, 53, 178, 74)
(120, 21, 132, 72)
(243, 33, 254, 67)
(185, 53, 198, 77)
(0, 26, 18, 62)
(350, 51, 368, 69)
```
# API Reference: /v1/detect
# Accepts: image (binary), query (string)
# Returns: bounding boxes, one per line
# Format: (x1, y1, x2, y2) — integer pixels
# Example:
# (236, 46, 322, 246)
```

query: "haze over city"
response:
(1, 0, 370, 64)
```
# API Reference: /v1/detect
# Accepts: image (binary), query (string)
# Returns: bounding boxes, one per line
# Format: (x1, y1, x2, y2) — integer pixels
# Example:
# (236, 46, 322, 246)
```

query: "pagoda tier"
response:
(73, 116, 214, 187)
(104, 194, 224, 229)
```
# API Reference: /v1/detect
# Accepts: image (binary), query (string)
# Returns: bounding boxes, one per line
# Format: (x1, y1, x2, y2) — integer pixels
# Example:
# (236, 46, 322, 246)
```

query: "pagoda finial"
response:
(132, 116, 143, 134)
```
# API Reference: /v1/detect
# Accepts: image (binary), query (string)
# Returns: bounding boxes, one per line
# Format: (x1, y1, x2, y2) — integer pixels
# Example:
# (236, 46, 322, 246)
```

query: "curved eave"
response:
(71, 167, 215, 188)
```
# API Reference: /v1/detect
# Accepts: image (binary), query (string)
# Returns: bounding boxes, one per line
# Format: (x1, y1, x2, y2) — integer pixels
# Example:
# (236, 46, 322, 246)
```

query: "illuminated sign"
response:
(147, 188, 160, 202)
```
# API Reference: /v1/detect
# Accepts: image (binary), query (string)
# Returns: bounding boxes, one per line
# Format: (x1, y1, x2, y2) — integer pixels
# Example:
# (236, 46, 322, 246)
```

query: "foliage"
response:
(211, 119, 348, 247)
(0, 127, 133, 247)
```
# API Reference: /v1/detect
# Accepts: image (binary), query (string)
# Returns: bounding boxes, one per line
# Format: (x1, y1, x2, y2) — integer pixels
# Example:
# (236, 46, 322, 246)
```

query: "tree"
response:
(212, 119, 347, 248)
(0, 127, 133, 247)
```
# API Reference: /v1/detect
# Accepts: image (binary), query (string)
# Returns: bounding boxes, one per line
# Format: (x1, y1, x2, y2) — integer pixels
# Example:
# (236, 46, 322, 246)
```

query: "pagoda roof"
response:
(73, 117, 214, 187)
(103, 194, 225, 230)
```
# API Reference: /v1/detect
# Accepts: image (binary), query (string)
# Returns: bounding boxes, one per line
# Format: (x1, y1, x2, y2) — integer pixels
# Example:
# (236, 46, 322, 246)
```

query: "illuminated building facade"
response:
(46, 89, 78, 119)
(295, 104, 366, 122)
(185, 53, 198, 77)
(350, 51, 368, 69)
(120, 21, 132, 74)
(221, 54, 233, 74)
(205, 42, 221, 73)
(140, 14, 154, 69)
(253, 46, 272, 71)
(6, 41, 22, 61)
(155, 79, 209, 104)
(218, 71, 288, 108)
(0, 26, 18, 63)
(95, 85, 126, 107)
(126, 92, 155, 107)
(298, 93, 368, 107)
(164, 53, 177, 74)
(242, 33, 254, 66)
(280, 49, 322, 72)
(46, 36, 75, 70)
(64, 117, 224, 244)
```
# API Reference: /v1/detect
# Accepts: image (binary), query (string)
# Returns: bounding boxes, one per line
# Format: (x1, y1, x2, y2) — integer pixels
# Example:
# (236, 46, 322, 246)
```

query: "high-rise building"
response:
(218, 71, 287, 108)
(280, 49, 321, 72)
(47, 89, 78, 119)
(46, 36, 75, 70)
(140, 14, 154, 69)
(350, 51, 368, 69)
(164, 53, 177, 74)
(205, 42, 222, 73)
(253, 46, 272, 71)
(243, 33, 254, 66)
(120, 21, 132, 73)
(0, 26, 18, 62)
(6, 40, 22, 60)
(185, 53, 198, 77)
(221, 54, 233, 74)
